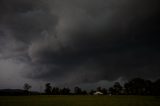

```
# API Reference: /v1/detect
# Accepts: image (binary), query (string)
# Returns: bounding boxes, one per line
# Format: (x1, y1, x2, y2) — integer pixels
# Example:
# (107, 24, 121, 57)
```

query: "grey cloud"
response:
(0, 0, 160, 88)
(0, 0, 58, 43)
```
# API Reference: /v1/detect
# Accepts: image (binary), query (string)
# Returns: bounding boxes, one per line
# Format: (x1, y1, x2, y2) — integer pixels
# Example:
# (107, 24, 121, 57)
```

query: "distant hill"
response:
(0, 89, 40, 96)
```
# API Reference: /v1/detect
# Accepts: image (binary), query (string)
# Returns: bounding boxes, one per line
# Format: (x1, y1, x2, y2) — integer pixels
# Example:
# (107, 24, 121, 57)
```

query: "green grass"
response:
(0, 95, 160, 106)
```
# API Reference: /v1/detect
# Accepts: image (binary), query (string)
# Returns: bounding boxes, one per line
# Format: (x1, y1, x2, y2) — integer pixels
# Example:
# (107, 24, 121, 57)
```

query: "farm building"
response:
(93, 91, 103, 95)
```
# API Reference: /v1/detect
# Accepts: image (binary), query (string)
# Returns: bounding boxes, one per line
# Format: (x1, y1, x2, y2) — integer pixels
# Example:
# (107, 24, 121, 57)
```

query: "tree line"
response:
(0, 77, 160, 96)
(41, 77, 160, 96)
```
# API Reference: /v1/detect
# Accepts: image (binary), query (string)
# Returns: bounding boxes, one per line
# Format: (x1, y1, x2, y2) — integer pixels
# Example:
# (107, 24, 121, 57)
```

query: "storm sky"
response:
(0, 0, 160, 90)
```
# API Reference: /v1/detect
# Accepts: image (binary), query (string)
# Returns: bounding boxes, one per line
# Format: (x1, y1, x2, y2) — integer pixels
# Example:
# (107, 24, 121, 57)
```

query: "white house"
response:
(93, 91, 103, 95)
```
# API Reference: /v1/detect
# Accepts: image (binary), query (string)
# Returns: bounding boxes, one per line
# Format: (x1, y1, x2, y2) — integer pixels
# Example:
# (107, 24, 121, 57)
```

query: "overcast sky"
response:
(0, 0, 160, 91)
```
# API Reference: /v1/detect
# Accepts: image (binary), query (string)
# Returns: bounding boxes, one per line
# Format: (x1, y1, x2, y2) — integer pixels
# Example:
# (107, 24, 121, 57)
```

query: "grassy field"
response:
(0, 95, 160, 106)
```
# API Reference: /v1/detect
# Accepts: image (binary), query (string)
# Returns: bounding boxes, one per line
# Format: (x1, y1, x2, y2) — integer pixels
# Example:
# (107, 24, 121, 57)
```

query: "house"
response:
(93, 91, 103, 95)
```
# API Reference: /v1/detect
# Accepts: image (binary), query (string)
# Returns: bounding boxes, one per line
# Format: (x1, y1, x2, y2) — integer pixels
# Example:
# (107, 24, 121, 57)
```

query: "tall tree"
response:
(124, 78, 146, 95)
(45, 83, 52, 95)
(52, 87, 60, 95)
(152, 79, 160, 96)
(113, 82, 123, 95)
(144, 80, 153, 95)
(74, 86, 82, 95)
(101, 88, 108, 95)
(23, 83, 32, 95)
(89, 89, 95, 95)
(109, 87, 114, 95)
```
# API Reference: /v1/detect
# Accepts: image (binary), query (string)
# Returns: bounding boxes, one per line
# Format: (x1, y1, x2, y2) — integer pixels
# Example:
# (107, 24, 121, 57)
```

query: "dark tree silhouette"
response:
(124, 78, 150, 95)
(124, 82, 132, 95)
(45, 83, 52, 95)
(74, 86, 82, 95)
(144, 80, 153, 95)
(60, 88, 71, 95)
(81, 90, 88, 95)
(52, 87, 60, 95)
(113, 82, 123, 95)
(89, 89, 95, 95)
(152, 79, 160, 96)
(23, 83, 32, 94)
(101, 88, 108, 95)
(109, 87, 114, 95)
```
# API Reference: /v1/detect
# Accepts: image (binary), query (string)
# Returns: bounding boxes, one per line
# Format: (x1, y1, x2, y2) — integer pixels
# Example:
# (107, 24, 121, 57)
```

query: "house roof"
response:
(93, 91, 103, 95)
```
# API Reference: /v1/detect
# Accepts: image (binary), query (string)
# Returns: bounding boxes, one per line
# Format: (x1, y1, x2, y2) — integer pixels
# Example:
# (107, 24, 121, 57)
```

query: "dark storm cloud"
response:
(0, 0, 160, 87)
(0, 0, 58, 42)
